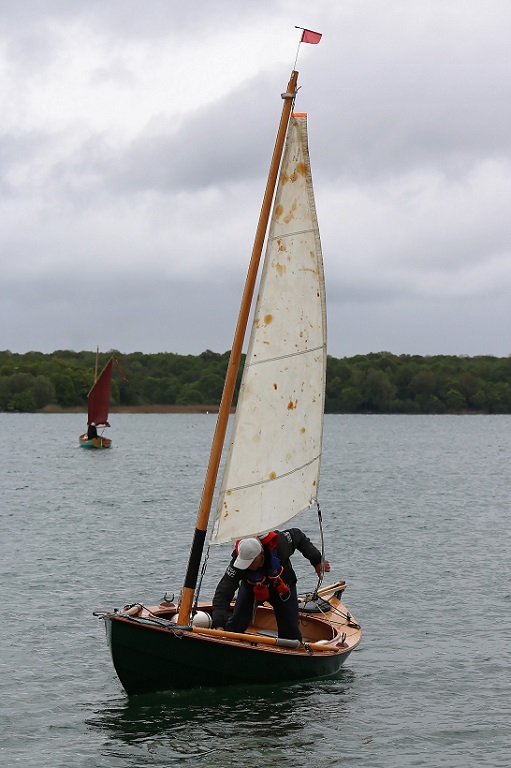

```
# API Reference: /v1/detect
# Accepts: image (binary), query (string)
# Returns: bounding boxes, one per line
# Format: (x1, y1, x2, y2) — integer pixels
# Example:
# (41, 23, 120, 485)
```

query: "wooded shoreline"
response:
(2, 349, 510, 414)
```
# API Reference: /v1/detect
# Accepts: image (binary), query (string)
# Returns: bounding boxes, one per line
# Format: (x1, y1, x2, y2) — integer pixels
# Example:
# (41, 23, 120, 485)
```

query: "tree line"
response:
(0, 348, 510, 414)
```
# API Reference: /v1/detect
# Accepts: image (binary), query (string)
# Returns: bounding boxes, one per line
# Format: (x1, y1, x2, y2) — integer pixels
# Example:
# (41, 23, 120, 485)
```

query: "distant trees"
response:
(324, 351, 511, 414)
(0, 348, 510, 414)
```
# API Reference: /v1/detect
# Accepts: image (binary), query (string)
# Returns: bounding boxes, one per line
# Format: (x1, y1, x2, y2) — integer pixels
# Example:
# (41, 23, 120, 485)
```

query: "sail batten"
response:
(211, 115, 326, 545)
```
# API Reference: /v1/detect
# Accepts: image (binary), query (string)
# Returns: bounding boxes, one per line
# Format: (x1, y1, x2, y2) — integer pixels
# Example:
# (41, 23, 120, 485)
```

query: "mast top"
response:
(282, 70, 298, 99)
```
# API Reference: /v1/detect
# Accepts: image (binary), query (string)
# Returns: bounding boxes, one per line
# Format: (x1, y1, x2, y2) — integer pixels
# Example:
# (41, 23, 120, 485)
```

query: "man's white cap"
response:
(234, 538, 263, 569)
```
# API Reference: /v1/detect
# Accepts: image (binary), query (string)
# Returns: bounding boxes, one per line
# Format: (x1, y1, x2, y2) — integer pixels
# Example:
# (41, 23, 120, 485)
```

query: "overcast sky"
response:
(1, 0, 510, 359)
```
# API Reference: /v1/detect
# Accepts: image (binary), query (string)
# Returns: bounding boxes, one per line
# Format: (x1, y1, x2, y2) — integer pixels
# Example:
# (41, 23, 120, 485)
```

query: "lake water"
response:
(1, 413, 509, 767)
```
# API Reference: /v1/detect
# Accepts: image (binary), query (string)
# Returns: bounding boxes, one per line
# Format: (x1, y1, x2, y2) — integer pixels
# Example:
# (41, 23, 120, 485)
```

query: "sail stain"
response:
(283, 200, 297, 224)
(275, 203, 284, 219)
(277, 239, 287, 252)
(264, 314, 273, 325)
(273, 383, 278, 390)
(287, 400, 298, 410)
(296, 162, 307, 176)
(275, 262, 286, 277)
(269, 472, 277, 480)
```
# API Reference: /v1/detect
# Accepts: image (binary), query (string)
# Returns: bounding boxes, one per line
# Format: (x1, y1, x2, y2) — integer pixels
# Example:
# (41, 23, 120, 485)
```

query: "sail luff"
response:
(211, 114, 326, 544)
(177, 71, 299, 625)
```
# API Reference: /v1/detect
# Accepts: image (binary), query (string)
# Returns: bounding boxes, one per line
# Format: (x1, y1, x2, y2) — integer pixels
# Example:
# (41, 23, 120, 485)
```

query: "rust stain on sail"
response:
(283, 200, 297, 224)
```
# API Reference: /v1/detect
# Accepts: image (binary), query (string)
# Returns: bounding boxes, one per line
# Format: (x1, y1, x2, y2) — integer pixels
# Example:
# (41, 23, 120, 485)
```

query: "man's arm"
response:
(211, 565, 239, 629)
(287, 528, 327, 569)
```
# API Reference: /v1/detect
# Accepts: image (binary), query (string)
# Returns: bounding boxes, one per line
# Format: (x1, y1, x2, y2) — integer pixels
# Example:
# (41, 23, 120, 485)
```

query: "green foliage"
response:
(0, 349, 510, 413)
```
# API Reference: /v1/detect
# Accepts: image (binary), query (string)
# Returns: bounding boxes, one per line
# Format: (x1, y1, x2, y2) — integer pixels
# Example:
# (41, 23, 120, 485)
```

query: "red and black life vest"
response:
(239, 531, 290, 602)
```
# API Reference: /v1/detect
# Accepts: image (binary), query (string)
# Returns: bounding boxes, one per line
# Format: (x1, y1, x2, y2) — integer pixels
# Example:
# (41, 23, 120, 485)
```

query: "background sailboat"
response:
(79, 352, 113, 449)
(96, 69, 361, 695)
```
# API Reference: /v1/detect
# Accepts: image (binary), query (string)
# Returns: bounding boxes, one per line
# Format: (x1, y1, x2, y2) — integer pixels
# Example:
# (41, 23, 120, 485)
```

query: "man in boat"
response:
(87, 422, 98, 439)
(211, 529, 330, 641)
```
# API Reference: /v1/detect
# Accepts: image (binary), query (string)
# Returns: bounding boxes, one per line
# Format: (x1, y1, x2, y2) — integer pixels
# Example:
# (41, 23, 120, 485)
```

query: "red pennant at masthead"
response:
(301, 29, 322, 44)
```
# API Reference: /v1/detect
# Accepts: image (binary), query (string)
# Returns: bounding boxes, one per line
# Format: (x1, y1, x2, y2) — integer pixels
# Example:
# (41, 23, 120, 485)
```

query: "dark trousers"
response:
(226, 582, 302, 641)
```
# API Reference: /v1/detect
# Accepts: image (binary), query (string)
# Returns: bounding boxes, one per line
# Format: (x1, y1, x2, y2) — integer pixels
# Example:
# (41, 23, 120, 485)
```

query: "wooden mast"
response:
(177, 70, 299, 625)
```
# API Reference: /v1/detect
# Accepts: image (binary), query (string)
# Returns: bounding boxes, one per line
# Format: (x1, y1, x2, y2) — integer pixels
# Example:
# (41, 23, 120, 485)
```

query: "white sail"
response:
(211, 115, 326, 544)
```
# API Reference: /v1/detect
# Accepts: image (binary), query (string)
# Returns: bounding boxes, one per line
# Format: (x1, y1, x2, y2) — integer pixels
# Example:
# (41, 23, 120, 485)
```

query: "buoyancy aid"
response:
(242, 531, 290, 602)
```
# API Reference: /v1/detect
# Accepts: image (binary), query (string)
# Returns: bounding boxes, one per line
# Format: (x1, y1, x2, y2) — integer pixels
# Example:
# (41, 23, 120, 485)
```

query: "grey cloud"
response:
(1, 1, 510, 357)
(95, 75, 282, 196)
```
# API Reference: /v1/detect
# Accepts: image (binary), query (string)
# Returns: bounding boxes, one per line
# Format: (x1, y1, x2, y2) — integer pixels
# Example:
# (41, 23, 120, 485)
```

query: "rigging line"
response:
(301, 598, 357, 629)
(308, 500, 325, 599)
(327, 604, 361, 628)
(223, 454, 321, 494)
(193, 544, 211, 612)
(246, 343, 325, 368)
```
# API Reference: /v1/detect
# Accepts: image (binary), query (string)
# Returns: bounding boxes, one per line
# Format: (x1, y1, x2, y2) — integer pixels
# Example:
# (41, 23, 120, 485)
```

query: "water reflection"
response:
(89, 672, 357, 764)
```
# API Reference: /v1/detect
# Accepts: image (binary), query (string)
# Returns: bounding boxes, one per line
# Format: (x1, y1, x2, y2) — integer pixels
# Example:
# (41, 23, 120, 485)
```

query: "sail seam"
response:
(269, 227, 314, 240)
(223, 454, 321, 494)
(247, 343, 325, 368)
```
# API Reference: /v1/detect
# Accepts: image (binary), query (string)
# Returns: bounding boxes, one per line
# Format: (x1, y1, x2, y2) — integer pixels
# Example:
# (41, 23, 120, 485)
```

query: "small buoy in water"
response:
(192, 611, 212, 628)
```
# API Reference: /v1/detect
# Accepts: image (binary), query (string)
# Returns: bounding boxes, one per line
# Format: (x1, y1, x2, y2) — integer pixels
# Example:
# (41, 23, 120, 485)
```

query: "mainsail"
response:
(87, 357, 113, 427)
(211, 115, 326, 544)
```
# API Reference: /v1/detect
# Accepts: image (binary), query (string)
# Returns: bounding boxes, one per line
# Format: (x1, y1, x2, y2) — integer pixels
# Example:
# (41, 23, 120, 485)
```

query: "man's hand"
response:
(315, 559, 330, 577)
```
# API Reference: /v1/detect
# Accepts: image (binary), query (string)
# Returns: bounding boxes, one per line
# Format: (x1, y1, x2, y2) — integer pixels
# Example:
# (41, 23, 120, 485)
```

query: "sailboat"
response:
(96, 68, 361, 694)
(79, 351, 113, 449)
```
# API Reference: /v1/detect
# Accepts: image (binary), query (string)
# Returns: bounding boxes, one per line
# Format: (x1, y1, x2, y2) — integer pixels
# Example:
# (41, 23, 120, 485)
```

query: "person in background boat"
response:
(87, 422, 98, 440)
(211, 529, 330, 641)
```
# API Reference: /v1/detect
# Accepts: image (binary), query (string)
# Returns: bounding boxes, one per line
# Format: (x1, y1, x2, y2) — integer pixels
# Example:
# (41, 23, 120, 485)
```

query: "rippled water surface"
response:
(1, 413, 510, 767)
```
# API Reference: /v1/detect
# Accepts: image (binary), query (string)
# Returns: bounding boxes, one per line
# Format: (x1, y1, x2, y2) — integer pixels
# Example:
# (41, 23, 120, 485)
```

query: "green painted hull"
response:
(104, 614, 353, 695)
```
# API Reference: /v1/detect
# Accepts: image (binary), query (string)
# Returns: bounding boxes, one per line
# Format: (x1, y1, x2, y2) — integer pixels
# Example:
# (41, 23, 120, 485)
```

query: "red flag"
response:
(301, 29, 322, 44)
